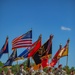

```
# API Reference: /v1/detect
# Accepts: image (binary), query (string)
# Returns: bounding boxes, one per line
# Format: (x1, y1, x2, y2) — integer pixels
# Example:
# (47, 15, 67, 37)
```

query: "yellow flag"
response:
(58, 46, 68, 59)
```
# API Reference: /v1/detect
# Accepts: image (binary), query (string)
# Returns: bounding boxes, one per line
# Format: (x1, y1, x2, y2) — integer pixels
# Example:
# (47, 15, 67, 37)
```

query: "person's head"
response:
(20, 64, 24, 69)
(1, 70, 5, 74)
(71, 70, 74, 74)
(8, 69, 12, 73)
(39, 64, 43, 70)
(48, 67, 52, 72)
(58, 64, 62, 69)
(54, 68, 58, 71)
(7, 69, 12, 74)
(30, 65, 33, 68)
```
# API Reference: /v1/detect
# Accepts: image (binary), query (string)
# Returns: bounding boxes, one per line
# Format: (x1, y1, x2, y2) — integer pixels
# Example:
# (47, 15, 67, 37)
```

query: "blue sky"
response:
(0, 0, 75, 68)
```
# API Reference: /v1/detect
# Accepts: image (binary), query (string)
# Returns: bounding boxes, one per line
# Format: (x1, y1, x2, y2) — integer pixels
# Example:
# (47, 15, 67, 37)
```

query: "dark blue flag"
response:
(3, 50, 17, 67)
(0, 37, 8, 58)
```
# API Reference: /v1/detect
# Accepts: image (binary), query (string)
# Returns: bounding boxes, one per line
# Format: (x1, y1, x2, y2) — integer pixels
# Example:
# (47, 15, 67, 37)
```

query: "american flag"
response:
(12, 30, 32, 50)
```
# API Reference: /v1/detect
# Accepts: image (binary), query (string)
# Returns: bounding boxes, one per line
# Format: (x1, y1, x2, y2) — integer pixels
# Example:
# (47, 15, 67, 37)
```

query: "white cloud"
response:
(61, 26, 71, 31)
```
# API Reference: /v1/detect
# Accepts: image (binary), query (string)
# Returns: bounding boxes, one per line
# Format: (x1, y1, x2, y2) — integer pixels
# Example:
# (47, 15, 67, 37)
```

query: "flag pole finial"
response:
(67, 38, 70, 44)
(40, 34, 42, 37)
(59, 44, 62, 49)
(7, 36, 8, 39)
(50, 34, 53, 40)
(30, 28, 32, 30)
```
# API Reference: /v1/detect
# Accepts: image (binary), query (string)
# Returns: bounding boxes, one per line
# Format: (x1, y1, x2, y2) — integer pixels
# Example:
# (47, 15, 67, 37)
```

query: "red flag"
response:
(41, 56, 49, 68)
(28, 35, 41, 57)
(50, 49, 60, 67)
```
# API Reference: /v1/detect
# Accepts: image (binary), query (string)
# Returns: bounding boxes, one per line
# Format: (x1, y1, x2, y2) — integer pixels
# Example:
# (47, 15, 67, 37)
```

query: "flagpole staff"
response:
(27, 57, 30, 69)
(17, 58, 18, 71)
(47, 34, 53, 66)
(50, 34, 53, 63)
(8, 53, 9, 58)
(58, 44, 62, 66)
(7, 36, 9, 58)
(7, 52, 9, 59)
(15, 49, 18, 71)
(66, 39, 70, 67)
(17, 60, 19, 71)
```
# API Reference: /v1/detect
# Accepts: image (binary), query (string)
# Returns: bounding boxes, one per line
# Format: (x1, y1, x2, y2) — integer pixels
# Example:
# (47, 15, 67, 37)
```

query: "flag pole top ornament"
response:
(40, 34, 42, 37)
(59, 44, 62, 49)
(50, 34, 53, 40)
(67, 38, 70, 44)
(7, 36, 8, 39)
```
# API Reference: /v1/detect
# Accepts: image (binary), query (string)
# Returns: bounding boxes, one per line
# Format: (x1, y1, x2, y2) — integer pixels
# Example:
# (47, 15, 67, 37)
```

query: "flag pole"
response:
(58, 44, 62, 66)
(8, 52, 9, 59)
(7, 36, 9, 58)
(51, 55, 52, 63)
(27, 57, 30, 68)
(66, 39, 70, 67)
(58, 60, 60, 66)
(17, 60, 19, 71)
(15, 49, 18, 71)
(49, 34, 53, 65)
(66, 56, 68, 67)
